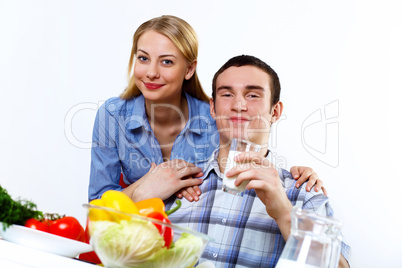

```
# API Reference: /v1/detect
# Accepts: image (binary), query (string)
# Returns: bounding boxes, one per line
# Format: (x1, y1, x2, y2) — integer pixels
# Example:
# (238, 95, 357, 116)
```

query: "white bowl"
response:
(0, 222, 93, 258)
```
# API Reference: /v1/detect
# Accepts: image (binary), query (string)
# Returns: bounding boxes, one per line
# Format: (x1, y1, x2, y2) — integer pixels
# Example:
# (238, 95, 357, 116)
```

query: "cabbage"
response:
(90, 219, 205, 268)
(143, 232, 205, 268)
(91, 219, 165, 267)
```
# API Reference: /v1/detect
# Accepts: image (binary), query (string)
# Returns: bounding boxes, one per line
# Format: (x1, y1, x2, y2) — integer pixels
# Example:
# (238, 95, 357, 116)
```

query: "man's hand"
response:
(123, 159, 203, 202)
(290, 166, 328, 196)
(225, 151, 293, 240)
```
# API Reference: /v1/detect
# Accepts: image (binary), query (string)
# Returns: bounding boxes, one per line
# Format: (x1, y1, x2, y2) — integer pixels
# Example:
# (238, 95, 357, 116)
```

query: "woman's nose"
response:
(146, 63, 160, 79)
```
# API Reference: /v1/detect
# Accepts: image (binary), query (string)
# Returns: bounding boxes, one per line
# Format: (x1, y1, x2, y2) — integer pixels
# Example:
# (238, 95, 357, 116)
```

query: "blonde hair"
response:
(120, 15, 209, 102)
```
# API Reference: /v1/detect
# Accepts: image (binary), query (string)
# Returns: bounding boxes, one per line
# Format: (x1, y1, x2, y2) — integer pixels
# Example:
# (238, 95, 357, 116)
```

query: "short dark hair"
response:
(212, 55, 281, 106)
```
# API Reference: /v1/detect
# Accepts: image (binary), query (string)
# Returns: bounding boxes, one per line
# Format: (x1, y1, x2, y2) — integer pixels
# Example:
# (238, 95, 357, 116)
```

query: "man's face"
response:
(210, 65, 282, 147)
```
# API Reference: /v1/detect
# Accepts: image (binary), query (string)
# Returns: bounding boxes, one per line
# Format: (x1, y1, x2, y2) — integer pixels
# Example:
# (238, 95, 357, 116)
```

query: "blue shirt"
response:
(89, 93, 218, 201)
(165, 149, 351, 268)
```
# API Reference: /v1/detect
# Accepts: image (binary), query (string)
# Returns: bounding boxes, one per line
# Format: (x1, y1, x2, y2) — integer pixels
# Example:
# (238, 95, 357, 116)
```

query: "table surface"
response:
(0, 239, 95, 268)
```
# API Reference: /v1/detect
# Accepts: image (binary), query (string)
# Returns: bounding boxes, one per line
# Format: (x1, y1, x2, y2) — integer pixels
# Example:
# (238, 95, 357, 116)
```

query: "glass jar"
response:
(276, 207, 343, 268)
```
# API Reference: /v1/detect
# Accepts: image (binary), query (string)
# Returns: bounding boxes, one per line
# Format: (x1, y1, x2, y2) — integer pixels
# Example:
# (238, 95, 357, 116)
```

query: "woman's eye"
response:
(137, 56, 148, 62)
(162, 59, 173, 65)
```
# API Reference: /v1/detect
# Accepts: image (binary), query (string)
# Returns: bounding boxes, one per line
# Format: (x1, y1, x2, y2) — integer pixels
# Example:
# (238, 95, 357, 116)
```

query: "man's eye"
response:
(221, 93, 232, 97)
(247, 94, 260, 98)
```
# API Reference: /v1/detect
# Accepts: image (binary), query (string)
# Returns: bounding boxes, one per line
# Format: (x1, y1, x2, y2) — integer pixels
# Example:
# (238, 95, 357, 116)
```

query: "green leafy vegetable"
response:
(90, 218, 205, 268)
(0, 185, 43, 230)
(144, 232, 204, 268)
(91, 219, 165, 267)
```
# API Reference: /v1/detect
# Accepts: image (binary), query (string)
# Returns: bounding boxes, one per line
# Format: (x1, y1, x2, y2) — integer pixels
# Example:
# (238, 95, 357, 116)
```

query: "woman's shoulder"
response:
(186, 94, 214, 121)
(100, 95, 142, 115)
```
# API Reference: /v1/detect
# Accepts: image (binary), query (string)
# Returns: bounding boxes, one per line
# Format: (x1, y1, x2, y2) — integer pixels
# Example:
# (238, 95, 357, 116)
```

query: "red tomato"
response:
(48, 216, 86, 242)
(25, 218, 49, 232)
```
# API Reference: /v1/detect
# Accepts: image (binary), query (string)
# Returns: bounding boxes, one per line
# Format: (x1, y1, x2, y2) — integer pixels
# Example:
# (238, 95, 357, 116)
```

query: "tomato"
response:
(25, 215, 85, 243)
(147, 212, 174, 248)
(48, 216, 86, 242)
(24, 218, 49, 232)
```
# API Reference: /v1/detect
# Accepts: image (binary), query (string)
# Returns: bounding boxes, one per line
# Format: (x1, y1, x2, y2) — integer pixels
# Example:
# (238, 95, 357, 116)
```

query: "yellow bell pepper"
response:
(88, 190, 139, 222)
(101, 190, 139, 215)
(88, 199, 113, 221)
(135, 198, 168, 218)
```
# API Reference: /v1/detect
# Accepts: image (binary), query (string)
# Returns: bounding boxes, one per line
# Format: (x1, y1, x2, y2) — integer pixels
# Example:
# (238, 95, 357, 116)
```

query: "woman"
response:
(89, 15, 324, 203)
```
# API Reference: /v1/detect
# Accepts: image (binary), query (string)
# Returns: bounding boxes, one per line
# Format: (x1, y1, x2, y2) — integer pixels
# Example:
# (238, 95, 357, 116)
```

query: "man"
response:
(165, 55, 350, 267)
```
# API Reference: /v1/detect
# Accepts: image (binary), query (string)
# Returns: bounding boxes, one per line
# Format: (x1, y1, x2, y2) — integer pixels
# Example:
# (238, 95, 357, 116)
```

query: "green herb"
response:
(0, 185, 43, 230)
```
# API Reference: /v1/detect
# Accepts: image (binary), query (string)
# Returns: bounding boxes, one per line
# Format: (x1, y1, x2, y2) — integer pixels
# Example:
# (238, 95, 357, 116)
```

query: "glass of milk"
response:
(222, 139, 262, 196)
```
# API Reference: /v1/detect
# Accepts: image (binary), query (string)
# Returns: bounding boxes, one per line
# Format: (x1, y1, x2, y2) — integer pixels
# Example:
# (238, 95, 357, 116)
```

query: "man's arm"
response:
(227, 152, 350, 267)
(225, 152, 294, 241)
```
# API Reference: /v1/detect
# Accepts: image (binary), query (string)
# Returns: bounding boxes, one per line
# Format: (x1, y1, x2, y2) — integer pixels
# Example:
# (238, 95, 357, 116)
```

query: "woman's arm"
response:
(89, 104, 122, 201)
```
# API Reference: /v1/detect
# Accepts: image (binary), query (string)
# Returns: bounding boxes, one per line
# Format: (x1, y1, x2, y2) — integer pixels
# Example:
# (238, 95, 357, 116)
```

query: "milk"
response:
(222, 150, 249, 194)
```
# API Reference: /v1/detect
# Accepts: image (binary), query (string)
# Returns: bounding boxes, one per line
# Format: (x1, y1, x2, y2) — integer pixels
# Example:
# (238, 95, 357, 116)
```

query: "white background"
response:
(1, 0, 401, 267)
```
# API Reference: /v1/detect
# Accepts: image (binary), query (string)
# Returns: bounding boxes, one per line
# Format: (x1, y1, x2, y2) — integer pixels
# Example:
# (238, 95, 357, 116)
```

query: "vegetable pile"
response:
(0, 184, 85, 242)
(88, 190, 205, 268)
(0, 185, 43, 229)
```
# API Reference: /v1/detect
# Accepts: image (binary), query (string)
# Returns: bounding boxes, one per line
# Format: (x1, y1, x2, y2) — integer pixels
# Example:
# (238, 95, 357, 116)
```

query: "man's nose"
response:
(232, 96, 247, 112)
(146, 63, 160, 79)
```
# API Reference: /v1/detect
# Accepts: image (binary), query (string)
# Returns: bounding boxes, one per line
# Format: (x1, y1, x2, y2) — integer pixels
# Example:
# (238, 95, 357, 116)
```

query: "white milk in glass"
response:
(223, 150, 249, 194)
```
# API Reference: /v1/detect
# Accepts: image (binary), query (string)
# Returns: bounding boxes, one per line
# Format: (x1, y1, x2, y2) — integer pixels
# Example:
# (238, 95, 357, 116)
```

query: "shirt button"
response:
(222, 218, 227, 224)
(213, 253, 218, 258)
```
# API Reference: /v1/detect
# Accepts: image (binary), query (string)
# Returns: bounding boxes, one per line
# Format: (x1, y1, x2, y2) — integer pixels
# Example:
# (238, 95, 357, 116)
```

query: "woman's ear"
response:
(270, 101, 283, 123)
(185, 60, 197, 80)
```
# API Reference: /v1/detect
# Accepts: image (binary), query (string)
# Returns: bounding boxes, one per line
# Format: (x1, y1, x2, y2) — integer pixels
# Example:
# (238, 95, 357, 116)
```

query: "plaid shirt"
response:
(165, 149, 351, 268)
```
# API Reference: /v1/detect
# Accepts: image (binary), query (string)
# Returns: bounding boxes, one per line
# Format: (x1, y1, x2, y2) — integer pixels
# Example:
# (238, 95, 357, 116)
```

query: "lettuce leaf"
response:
(91, 219, 164, 267)
(144, 232, 204, 268)
(90, 219, 205, 268)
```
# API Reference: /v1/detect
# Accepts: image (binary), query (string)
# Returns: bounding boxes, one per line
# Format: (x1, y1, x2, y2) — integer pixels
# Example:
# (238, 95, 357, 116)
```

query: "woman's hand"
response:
(290, 166, 327, 196)
(175, 184, 202, 202)
(123, 159, 203, 202)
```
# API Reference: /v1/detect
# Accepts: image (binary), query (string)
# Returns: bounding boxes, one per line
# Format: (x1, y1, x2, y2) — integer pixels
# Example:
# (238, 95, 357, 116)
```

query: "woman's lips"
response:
(144, 82, 164, 90)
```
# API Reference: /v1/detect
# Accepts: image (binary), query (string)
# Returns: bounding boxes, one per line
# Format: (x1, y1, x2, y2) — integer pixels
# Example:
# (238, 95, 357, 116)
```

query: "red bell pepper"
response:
(147, 212, 174, 248)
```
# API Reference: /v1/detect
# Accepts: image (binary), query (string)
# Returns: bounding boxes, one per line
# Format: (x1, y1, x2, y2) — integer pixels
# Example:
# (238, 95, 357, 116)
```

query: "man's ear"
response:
(270, 101, 283, 123)
(185, 60, 197, 80)
(210, 98, 216, 119)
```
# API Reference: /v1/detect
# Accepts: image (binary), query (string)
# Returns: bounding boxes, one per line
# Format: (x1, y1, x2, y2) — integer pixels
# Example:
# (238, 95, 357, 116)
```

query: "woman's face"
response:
(134, 30, 196, 103)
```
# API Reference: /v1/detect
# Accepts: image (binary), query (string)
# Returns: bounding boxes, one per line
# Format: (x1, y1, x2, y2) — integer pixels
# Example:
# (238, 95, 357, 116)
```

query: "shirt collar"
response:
(125, 92, 207, 134)
(200, 148, 223, 180)
(125, 94, 149, 131)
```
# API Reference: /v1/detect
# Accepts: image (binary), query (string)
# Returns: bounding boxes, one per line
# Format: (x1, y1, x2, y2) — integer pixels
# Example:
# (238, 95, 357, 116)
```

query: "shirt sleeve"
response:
(88, 102, 122, 201)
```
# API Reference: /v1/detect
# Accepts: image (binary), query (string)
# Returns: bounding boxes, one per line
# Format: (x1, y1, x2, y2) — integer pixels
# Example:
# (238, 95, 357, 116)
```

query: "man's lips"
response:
(229, 117, 250, 123)
(143, 82, 164, 90)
